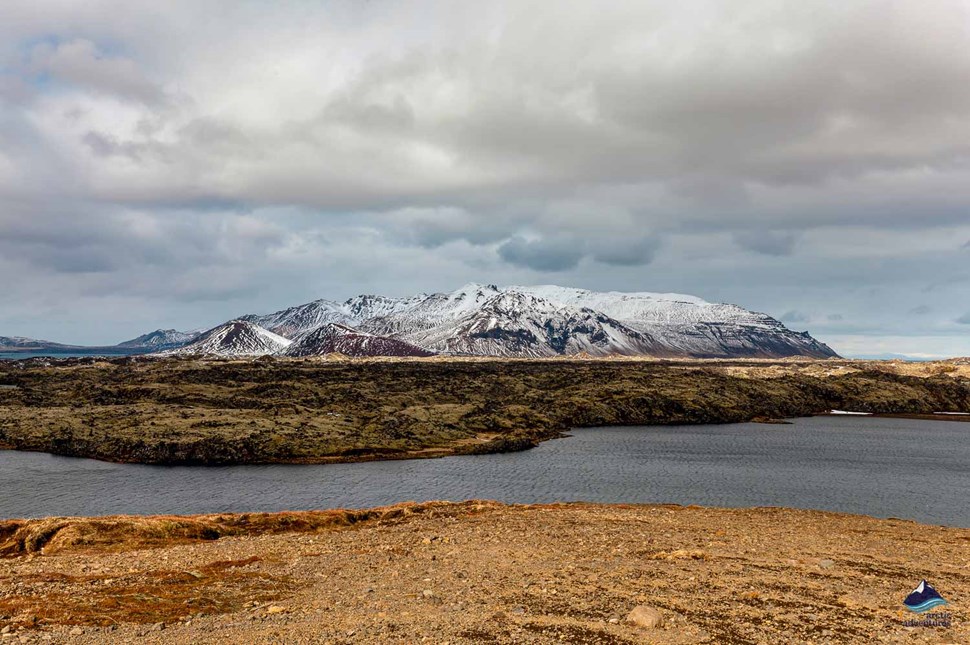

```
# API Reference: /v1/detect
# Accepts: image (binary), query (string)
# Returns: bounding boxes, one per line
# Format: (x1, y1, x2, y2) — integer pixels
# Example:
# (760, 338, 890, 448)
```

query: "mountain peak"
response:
(164, 320, 292, 357)
(118, 329, 200, 349)
(284, 323, 434, 358)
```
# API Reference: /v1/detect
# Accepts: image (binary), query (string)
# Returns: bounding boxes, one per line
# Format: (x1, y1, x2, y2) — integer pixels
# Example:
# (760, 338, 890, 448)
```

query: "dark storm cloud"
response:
(589, 236, 661, 267)
(0, 0, 969, 354)
(497, 236, 584, 272)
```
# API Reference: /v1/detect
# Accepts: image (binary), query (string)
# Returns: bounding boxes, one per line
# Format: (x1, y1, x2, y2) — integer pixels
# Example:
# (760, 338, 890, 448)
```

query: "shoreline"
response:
(1, 501, 967, 643)
(1, 410, 967, 469)
(1, 357, 968, 467)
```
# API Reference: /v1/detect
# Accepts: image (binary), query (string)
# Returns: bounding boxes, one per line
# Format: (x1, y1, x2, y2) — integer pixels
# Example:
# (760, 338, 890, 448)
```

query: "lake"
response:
(1, 416, 967, 525)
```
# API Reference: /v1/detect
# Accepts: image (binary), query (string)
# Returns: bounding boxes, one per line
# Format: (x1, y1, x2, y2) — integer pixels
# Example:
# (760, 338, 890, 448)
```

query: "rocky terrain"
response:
(0, 501, 966, 644)
(0, 357, 967, 466)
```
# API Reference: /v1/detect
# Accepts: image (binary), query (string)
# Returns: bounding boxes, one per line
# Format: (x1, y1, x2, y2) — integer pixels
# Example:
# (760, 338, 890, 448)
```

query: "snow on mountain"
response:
(163, 321, 292, 357)
(228, 283, 838, 359)
(367, 289, 665, 357)
(510, 285, 835, 358)
(117, 329, 201, 350)
(284, 323, 435, 358)
(0, 336, 74, 350)
(239, 300, 353, 338)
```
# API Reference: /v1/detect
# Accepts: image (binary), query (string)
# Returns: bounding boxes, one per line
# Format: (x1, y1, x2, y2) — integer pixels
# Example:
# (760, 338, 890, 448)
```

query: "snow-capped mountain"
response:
(229, 283, 837, 359)
(117, 329, 201, 350)
(364, 289, 665, 357)
(163, 321, 292, 357)
(284, 323, 435, 358)
(239, 300, 352, 338)
(515, 285, 837, 358)
(0, 336, 75, 351)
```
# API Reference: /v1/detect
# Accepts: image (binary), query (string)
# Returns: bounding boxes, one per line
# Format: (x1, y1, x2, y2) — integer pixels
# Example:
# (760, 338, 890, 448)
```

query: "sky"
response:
(1, 0, 970, 357)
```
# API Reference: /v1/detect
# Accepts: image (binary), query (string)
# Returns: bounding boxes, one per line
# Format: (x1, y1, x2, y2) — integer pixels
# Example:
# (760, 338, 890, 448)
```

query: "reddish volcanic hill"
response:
(283, 323, 435, 358)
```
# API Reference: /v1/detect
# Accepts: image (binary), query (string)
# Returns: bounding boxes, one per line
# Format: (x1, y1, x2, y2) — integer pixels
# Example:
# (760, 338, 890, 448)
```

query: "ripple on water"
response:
(0, 416, 968, 526)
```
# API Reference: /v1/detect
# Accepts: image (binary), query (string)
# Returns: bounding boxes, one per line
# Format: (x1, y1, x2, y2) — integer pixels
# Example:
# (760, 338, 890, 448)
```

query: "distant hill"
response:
(162, 321, 292, 357)
(117, 329, 201, 352)
(0, 336, 77, 352)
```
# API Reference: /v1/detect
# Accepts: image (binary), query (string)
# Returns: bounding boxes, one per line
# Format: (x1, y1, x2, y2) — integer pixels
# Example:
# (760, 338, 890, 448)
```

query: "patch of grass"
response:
(0, 560, 292, 627)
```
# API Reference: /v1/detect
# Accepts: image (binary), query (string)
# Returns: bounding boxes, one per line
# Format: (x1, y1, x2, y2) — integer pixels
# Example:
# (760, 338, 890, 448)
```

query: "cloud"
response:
(28, 39, 165, 105)
(909, 305, 931, 315)
(827, 313, 843, 321)
(0, 1, 969, 353)
(781, 310, 810, 324)
(497, 236, 584, 272)
(590, 236, 661, 267)
(733, 231, 798, 256)
(957, 313, 970, 325)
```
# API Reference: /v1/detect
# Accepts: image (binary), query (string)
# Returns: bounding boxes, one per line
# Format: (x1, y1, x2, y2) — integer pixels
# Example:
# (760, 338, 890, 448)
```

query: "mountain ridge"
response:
(1, 284, 839, 359)
(236, 283, 837, 359)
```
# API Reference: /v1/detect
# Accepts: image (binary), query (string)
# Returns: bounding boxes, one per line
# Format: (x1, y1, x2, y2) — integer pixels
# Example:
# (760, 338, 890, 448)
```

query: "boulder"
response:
(626, 605, 664, 629)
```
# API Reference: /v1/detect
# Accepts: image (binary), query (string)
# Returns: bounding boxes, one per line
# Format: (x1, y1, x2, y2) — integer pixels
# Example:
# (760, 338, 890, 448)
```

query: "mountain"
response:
(117, 329, 201, 351)
(363, 289, 666, 358)
(239, 300, 352, 338)
(284, 323, 435, 358)
(0, 336, 72, 350)
(0, 336, 77, 352)
(236, 283, 838, 359)
(163, 321, 292, 357)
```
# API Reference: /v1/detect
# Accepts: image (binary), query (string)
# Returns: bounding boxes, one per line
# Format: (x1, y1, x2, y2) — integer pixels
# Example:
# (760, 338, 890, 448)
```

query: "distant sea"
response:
(0, 349, 148, 360)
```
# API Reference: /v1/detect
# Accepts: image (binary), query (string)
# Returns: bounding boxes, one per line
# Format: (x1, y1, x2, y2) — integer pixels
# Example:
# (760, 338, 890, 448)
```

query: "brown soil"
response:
(0, 502, 966, 644)
(0, 357, 968, 466)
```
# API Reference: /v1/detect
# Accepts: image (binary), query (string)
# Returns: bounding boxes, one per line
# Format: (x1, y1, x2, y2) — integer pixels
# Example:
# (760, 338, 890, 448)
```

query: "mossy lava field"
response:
(0, 356, 968, 465)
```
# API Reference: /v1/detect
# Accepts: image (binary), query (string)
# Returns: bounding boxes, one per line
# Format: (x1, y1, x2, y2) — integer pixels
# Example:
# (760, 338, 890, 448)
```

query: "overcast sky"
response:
(2, 1, 970, 356)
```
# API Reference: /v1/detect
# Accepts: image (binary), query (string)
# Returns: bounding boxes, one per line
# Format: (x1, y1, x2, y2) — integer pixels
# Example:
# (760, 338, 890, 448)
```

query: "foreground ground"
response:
(0, 502, 966, 644)
(0, 357, 968, 465)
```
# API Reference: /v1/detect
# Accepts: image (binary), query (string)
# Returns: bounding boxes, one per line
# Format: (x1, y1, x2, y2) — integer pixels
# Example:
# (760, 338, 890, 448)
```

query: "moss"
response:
(0, 358, 967, 465)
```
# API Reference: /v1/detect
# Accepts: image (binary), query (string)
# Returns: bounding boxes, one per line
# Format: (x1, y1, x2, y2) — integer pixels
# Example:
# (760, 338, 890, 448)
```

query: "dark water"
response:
(0, 349, 144, 360)
(1, 416, 967, 525)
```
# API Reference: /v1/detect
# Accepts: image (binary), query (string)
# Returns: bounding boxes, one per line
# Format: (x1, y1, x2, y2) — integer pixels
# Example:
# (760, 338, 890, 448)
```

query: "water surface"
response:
(0, 349, 144, 360)
(1, 416, 967, 525)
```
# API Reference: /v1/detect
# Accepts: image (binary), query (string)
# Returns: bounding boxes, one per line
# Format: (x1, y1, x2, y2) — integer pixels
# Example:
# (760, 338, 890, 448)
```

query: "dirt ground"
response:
(0, 501, 967, 644)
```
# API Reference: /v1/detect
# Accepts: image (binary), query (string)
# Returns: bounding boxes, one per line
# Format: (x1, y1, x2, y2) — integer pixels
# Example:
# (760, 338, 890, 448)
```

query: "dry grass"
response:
(0, 501, 495, 557)
(0, 556, 292, 627)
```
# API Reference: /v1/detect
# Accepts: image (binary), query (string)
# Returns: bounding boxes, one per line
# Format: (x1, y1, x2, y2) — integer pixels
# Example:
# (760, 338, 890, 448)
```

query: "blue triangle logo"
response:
(903, 580, 947, 613)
